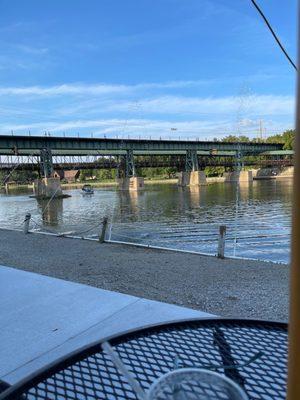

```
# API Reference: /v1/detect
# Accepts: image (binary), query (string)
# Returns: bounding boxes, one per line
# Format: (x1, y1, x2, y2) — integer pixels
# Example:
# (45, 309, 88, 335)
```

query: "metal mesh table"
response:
(0, 319, 287, 400)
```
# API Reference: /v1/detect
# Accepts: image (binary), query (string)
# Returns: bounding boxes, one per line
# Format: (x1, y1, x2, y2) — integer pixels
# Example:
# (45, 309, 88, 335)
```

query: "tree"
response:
(0, 170, 6, 185)
(165, 167, 177, 178)
(222, 135, 250, 142)
(282, 130, 295, 150)
(0, 169, 38, 184)
(266, 129, 295, 150)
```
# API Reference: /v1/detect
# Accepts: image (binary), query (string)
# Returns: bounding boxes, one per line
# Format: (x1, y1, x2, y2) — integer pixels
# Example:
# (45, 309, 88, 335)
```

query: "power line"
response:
(250, 0, 297, 71)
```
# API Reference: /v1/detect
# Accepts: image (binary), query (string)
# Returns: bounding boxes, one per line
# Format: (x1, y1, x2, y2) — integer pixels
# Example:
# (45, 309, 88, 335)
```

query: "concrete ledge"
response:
(252, 167, 294, 180)
(0, 265, 212, 383)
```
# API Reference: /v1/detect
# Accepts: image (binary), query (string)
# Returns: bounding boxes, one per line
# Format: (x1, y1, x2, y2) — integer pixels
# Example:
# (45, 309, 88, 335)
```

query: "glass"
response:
(147, 368, 248, 400)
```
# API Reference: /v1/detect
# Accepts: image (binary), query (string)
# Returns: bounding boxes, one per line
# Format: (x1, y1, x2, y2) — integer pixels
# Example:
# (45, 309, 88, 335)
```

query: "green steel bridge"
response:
(0, 134, 291, 178)
(0, 134, 284, 155)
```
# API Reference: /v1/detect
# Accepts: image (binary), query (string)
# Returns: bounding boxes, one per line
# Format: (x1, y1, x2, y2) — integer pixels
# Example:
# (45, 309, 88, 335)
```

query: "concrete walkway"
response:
(0, 265, 212, 384)
(0, 229, 289, 321)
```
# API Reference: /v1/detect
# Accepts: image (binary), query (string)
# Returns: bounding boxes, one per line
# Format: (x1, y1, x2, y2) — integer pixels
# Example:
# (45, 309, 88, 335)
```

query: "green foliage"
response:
(205, 166, 225, 177)
(79, 168, 117, 181)
(222, 135, 250, 143)
(137, 167, 169, 179)
(95, 169, 117, 180)
(1, 169, 38, 185)
(0, 170, 6, 186)
(221, 130, 295, 149)
(165, 167, 177, 178)
(79, 169, 96, 181)
(266, 129, 295, 150)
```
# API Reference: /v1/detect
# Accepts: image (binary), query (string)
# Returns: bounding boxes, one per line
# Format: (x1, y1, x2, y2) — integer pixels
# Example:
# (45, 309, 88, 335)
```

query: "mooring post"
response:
(24, 213, 31, 234)
(99, 217, 108, 243)
(217, 225, 226, 259)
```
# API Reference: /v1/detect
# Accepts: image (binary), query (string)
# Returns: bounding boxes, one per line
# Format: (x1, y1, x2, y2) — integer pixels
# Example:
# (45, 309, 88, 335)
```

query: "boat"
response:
(81, 184, 94, 195)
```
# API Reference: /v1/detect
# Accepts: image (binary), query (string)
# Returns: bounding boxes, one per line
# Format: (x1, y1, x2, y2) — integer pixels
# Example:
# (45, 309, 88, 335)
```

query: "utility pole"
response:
(259, 120, 263, 141)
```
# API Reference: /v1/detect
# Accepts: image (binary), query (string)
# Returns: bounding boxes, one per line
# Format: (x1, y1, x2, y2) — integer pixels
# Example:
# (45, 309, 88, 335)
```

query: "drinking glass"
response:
(147, 368, 248, 400)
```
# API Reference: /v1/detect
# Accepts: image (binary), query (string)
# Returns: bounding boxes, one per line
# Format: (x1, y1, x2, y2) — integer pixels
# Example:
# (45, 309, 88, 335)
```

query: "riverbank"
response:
(61, 178, 178, 189)
(0, 228, 289, 321)
(2, 170, 293, 192)
(1, 166, 294, 191)
(1, 178, 179, 191)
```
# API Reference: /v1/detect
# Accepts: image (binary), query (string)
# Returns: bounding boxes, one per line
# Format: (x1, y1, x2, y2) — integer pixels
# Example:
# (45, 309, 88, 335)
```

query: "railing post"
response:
(24, 213, 31, 234)
(99, 217, 108, 243)
(217, 225, 226, 259)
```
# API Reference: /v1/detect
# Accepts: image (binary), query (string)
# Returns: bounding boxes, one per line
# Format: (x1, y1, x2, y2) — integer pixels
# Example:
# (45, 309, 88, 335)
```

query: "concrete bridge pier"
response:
(177, 172, 190, 187)
(116, 177, 145, 191)
(177, 150, 207, 187)
(224, 170, 253, 183)
(189, 170, 207, 186)
(223, 150, 253, 184)
(116, 150, 144, 191)
(33, 177, 63, 199)
(33, 149, 65, 199)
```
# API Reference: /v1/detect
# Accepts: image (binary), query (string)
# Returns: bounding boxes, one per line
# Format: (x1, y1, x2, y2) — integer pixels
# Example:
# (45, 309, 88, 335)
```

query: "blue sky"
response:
(0, 0, 297, 139)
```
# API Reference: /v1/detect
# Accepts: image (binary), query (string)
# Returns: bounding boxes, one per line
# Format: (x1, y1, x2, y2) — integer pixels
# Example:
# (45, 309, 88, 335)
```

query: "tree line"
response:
(219, 129, 295, 150)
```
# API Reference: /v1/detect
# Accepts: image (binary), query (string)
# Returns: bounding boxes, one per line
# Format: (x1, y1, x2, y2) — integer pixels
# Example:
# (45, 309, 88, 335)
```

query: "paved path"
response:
(0, 265, 211, 384)
(0, 228, 289, 321)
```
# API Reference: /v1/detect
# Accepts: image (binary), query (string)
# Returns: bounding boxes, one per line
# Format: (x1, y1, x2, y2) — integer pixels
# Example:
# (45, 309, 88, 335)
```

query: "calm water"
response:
(0, 180, 292, 263)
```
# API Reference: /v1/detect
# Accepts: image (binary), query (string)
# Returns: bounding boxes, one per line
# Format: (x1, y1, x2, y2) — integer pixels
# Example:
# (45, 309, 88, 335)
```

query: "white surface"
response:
(0, 265, 213, 384)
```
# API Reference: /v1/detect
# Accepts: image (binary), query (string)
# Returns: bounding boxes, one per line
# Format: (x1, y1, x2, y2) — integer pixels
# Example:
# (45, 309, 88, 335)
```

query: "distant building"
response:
(53, 171, 64, 180)
(53, 170, 80, 183)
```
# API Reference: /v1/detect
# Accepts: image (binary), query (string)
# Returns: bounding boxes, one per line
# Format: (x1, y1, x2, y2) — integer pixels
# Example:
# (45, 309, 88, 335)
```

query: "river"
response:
(0, 180, 292, 263)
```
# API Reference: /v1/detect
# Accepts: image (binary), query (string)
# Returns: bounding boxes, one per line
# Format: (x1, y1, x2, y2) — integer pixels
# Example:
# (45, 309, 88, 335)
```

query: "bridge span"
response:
(0, 135, 287, 196)
(0, 153, 294, 171)
(0, 134, 283, 156)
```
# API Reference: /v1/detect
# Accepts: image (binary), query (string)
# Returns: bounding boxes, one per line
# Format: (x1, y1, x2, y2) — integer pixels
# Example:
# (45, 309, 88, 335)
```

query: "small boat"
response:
(81, 184, 94, 195)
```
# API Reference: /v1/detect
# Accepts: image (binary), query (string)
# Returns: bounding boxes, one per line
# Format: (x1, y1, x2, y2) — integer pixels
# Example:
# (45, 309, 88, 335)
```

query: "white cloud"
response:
(0, 83, 293, 117)
(14, 44, 49, 55)
(0, 117, 230, 134)
(103, 94, 295, 117)
(0, 80, 295, 139)
(0, 83, 128, 96)
(0, 80, 213, 97)
(0, 117, 292, 140)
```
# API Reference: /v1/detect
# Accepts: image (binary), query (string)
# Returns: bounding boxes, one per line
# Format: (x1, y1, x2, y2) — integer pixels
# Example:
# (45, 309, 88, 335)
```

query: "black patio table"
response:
(0, 318, 287, 400)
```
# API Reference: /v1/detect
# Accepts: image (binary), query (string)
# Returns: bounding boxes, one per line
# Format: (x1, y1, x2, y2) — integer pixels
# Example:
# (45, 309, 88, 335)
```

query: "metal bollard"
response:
(217, 225, 226, 259)
(99, 217, 108, 243)
(24, 213, 31, 234)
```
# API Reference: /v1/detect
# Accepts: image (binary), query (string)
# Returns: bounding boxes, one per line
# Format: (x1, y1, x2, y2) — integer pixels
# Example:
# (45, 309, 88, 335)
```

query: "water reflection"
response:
(37, 198, 63, 226)
(187, 186, 207, 207)
(0, 180, 292, 263)
(118, 190, 144, 221)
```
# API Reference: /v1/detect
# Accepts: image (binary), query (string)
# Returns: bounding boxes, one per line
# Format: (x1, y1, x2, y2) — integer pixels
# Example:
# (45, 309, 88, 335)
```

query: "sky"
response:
(0, 0, 297, 140)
